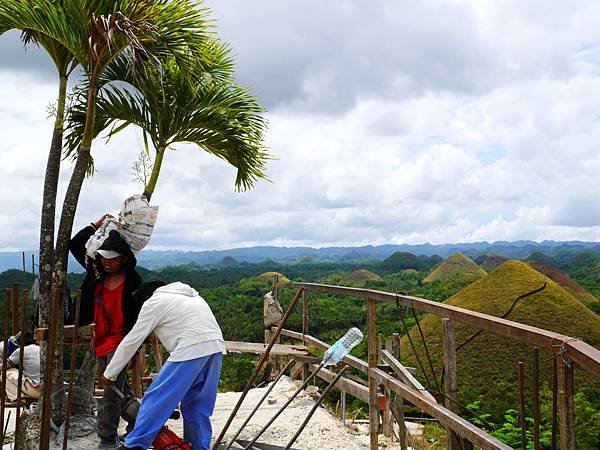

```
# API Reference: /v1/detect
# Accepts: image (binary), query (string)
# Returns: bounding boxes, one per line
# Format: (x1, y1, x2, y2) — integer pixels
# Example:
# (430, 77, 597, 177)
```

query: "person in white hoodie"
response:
(101, 281, 225, 450)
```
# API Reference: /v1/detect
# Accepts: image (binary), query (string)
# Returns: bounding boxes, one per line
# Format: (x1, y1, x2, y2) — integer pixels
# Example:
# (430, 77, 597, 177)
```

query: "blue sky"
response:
(1, 0, 600, 251)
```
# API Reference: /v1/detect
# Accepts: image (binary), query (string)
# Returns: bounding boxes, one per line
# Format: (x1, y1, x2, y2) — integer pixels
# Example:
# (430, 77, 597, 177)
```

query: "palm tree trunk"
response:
(38, 73, 68, 328)
(47, 81, 98, 420)
(142, 145, 165, 202)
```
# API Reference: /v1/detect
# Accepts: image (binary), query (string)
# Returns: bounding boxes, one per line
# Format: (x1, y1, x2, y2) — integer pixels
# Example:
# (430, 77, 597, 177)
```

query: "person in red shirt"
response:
(69, 215, 143, 449)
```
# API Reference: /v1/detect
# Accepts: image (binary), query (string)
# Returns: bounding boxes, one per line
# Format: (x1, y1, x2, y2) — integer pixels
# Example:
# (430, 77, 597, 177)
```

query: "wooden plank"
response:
(310, 364, 370, 403)
(371, 368, 512, 450)
(381, 350, 436, 404)
(367, 298, 379, 450)
(225, 341, 308, 356)
(35, 324, 93, 343)
(277, 282, 600, 378)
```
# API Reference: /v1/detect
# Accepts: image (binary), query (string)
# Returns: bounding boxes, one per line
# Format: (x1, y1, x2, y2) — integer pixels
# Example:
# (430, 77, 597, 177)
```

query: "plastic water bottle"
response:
(322, 327, 364, 365)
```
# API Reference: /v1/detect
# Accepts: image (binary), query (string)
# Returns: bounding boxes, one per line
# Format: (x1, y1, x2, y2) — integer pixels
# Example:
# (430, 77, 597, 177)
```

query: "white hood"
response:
(154, 281, 198, 297)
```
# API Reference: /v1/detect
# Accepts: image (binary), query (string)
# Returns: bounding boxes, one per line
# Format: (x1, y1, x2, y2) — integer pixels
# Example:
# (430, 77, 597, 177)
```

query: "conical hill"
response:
(345, 269, 382, 284)
(423, 252, 486, 283)
(477, 253, 508, 272)
(400, 261, 600, 422)
(528, 260, 598, 304)
(254, 271, 290, 284)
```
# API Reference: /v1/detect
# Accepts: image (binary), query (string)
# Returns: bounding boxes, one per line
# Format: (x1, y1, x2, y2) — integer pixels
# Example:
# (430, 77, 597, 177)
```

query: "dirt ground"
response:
(2, 376, 409, 449)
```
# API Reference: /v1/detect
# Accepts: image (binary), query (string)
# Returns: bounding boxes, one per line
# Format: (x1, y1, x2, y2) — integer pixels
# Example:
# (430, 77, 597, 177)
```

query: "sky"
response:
(1, 0, 600, 252)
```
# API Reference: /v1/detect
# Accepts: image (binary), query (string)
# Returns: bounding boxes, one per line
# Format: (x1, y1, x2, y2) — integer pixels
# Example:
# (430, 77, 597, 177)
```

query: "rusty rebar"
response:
(15, 288, 27, 448)
(284, 365, 349, 450)
(532, 348, 540, 450)
(551, 356, 558, 450)
(517, 361, 527, 450)
(213, 286, 304, 450)
(225, 359, 295, 448)
(63, 291, 82, 450)
(0, 288, 11, 448)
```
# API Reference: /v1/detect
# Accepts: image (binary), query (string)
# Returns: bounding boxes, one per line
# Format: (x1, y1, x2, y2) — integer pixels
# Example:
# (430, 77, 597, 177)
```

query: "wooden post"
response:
(392, 332, 400, 361)
(12, 283, 19, 335)
(377, 334, 383, 364)
(367, 298, 379, 450)
(302, 289, 309, 381)
(557, 359, 575, 450)
(383, 337, 394, 439)
(442, 318, 461, 450)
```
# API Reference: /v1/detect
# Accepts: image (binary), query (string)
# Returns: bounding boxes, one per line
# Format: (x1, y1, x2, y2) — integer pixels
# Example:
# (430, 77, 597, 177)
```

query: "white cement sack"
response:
(85, 194, 159, 260)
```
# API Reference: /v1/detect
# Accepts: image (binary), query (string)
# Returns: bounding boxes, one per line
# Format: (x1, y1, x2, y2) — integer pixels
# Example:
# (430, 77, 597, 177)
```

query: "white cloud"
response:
(1, 1, 600, 253)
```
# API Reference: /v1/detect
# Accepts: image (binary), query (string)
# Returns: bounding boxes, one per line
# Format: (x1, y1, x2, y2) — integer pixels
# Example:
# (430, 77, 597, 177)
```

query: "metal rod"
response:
(3, 411, 11, 441)
(517, 361, 527, 450)
(63, 291, 82, 450)
(0, 288, 11, 448)
(40, 288, 59, 450)
(341, 389, 346, 425)
(12, 284, 19, 336)
(213, 287, 304, 450)
(224, 359, 295, 448)
(242, 359, 329, 450)
(532, 348, 540, 450)
(15, 288, 27, 449)
(551, 356, 558, 450)
(284, 365, 349, 450)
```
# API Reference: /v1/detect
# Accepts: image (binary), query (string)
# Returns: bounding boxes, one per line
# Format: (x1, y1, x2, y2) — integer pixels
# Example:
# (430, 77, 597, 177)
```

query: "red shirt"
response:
(93, 282, 125, 357)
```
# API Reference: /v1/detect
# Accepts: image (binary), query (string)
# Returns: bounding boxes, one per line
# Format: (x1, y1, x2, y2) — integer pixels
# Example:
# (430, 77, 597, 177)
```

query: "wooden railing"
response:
(273, 281, 600, 450)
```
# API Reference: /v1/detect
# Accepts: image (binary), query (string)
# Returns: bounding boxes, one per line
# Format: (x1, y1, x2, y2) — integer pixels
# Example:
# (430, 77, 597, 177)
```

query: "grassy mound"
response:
(254, 271, 290, 284)
(528, 261, 598, 304)
(477, 253, 508, 272)
(400, 261, 600, 431)
(345, 269, 382, 284)
(423, 252, 487, 283)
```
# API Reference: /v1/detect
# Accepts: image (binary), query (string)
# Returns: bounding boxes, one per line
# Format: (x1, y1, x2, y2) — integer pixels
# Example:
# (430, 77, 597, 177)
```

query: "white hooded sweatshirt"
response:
(104, 282, 225, 381)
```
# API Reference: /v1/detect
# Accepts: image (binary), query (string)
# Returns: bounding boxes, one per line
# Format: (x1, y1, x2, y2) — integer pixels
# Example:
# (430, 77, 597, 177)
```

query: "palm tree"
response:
(0, 0, 215, 434)
(66, 48, 269, 202)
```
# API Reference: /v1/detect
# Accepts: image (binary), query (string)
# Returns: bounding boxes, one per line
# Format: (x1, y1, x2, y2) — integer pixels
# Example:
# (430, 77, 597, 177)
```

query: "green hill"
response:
(528, 260, 598, 304)
(476, 253, 508, 272)
(401, 261, 600, 445)
(423, 252, 486, 283)
(254, 271, 290, 284)
(344, 269, 382, 284)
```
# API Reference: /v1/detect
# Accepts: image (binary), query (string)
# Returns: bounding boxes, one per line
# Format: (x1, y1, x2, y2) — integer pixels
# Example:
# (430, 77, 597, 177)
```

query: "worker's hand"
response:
(98, 375, 113, 387)
(93, 213, 113, 229)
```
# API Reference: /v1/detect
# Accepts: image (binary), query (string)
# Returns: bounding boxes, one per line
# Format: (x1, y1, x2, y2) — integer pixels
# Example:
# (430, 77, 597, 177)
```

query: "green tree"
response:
(66, 48, 269, 201)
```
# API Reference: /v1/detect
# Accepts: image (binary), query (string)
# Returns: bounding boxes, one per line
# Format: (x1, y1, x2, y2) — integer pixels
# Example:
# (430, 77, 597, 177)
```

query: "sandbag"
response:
(85, 194, 159, 260)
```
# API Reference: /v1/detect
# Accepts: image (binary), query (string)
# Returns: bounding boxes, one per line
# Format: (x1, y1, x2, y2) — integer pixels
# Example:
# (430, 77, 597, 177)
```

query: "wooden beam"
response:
(371, 368, 512, 450)
(225, 341, 308, 356)
(35, 324, 93, 343)
(443, 319, 461, 450)
(276, 282, 600, 378)
(381, 350, 436, 404)
(310, 364, 370, 403)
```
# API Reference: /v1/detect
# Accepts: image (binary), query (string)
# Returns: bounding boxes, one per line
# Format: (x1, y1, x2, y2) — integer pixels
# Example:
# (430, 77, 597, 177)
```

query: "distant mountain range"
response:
(2, 240, 600, 272)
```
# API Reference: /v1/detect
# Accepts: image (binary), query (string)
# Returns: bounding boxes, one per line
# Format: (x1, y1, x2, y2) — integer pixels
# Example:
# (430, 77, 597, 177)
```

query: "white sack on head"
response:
(85, 194, 159, 261)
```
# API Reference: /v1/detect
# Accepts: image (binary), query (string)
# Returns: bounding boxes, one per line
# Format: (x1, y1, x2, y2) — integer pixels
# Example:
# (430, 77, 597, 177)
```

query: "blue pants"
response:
(124, 352, 222, 450)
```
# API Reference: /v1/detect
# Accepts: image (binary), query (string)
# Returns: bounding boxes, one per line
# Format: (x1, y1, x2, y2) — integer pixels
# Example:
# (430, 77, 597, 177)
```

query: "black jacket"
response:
(68, 226, 143, 333)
